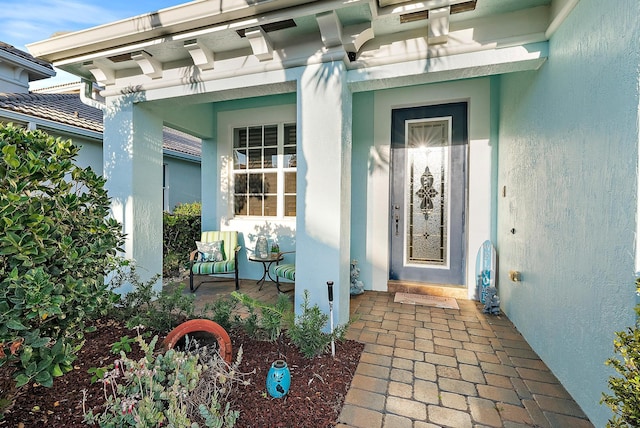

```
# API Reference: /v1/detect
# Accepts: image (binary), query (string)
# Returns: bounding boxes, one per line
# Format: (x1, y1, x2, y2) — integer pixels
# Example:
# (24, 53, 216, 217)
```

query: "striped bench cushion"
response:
(271, 263, 295, 281)
(192, 259, 236, 275)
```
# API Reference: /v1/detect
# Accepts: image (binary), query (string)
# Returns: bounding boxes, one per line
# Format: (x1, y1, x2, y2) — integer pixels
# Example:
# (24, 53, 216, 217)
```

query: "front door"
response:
(390, 102, 468, 285)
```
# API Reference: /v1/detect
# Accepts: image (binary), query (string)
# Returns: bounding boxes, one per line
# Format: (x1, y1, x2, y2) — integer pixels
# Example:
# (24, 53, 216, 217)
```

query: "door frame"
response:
(388, 101, 469, 286)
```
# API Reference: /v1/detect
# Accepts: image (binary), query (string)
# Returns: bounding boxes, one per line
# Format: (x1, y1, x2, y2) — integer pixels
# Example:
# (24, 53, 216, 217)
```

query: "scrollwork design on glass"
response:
(415, 165, 438, 221)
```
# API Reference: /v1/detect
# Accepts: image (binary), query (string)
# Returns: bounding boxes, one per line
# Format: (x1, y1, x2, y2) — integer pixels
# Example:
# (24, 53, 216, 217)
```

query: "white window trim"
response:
(218, 104, 296, 220)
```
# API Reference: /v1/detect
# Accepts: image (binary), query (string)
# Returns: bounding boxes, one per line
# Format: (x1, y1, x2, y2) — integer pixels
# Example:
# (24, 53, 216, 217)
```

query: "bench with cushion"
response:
(269, 251, 295, 293)
(189, 231, 240, 292)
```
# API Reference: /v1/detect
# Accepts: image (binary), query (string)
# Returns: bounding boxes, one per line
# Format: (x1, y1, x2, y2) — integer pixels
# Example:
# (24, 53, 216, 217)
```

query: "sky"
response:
(0, 0, 190, 89)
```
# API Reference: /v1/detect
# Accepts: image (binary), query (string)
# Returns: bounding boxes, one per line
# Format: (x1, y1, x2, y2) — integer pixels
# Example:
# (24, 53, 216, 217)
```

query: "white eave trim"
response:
(25, 0, 326, 62)
(0, 50, 55, 79)
(348, 41, 549, 92)
(162, 150, 201, 163)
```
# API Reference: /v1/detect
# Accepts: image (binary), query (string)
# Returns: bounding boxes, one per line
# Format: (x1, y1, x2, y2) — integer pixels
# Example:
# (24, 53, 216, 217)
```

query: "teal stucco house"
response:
(26, 0, 640, 424)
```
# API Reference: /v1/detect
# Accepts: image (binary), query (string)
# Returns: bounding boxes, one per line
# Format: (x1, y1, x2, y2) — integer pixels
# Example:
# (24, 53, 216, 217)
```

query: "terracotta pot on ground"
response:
(162, 319, 232, 364)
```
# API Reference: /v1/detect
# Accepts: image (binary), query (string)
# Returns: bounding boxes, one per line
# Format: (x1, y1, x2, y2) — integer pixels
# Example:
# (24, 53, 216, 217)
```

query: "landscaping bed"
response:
(1, 317, 363, 427)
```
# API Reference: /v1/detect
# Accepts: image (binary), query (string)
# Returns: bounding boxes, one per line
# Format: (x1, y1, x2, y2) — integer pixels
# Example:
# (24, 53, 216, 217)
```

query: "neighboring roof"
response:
(0, 42, 53, 71)
(0, 42, 55, 83)
(0, 93, 102, 132)
(0, 92, 201, 158)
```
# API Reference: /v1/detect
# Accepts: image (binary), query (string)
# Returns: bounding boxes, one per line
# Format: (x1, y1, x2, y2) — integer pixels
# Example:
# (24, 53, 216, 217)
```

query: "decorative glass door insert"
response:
(406, 118, 450, 268)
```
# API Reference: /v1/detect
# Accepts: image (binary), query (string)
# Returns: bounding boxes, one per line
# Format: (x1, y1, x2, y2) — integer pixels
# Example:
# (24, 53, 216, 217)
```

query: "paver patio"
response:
(181, 277, 594, 427)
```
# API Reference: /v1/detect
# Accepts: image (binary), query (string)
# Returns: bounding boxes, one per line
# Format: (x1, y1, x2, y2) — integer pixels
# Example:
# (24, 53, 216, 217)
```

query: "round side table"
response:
(249, 253, 284, 290)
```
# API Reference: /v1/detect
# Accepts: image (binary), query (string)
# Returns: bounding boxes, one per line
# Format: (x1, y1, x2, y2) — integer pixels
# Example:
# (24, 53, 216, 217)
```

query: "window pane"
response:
(284, 195, 296, 217)
(284, 172, 296, 193)
(264, 194, 277, 216)
(235, 194, 248, 215)
(264, 147, 277, 168)
(234, 149, 247, 169)
(264, 172, 277, 194)
(248, 195, 263, 216)
(248, 126, 262, 147)
(248, 173, 263, 195)
(234, 174, 247, 194)
(234, 128, 246, 148)
(284, 124, 296, 145)
(284, 146, 296, 168)
(264, 125, 277, 147)
(248, 149, 262, 168)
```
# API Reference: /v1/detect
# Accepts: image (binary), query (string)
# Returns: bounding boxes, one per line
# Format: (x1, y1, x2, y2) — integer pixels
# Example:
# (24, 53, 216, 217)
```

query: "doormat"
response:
(394, 292, 459, 310)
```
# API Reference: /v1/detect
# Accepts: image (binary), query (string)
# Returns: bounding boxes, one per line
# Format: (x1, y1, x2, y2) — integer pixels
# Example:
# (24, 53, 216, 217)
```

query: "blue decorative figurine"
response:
(266, 359, 290, 398)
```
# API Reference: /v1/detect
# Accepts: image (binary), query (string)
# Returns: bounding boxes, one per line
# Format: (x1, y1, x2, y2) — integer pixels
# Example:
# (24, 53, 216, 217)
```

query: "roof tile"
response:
(0, 92, 201, 157)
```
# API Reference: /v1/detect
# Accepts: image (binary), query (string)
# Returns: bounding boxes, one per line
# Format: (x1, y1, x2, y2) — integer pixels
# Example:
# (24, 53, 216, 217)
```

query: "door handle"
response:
(393, 205, 400, 236)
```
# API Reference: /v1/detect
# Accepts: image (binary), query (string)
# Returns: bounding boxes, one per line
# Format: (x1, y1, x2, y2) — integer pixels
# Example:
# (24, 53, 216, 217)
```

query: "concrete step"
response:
(388, 280, 468, 300)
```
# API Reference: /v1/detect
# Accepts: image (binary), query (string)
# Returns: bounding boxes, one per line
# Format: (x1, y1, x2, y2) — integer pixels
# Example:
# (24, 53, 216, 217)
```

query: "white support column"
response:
(202, 137, 218, 230)
(103, 94, 164, 293)
(296, 60, 352, 325)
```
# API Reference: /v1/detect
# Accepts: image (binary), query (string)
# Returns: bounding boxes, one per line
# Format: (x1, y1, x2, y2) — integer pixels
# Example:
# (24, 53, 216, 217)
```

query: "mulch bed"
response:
(1, 318, 364, 427)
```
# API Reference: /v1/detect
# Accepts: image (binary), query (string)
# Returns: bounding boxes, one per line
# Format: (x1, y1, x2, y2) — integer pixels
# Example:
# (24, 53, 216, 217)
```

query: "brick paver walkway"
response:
(181, 277, 594, 427)
(338, 291, 594, 428)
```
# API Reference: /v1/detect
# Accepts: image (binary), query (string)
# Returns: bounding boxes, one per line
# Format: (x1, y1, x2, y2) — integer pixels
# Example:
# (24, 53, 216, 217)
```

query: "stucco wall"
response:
(163, 156, 201, 211)
(72, 137, 103, 173)
(351, 78, 494, 295)
(497, 0, 640, 424)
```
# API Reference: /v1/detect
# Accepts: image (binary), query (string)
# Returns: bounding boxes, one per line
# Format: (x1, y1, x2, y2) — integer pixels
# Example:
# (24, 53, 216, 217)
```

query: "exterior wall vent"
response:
(236, 19, 297, 38)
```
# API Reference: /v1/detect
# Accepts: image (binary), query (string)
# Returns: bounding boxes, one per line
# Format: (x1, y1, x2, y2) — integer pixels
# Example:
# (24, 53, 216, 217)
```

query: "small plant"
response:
(601, 278, 640, 427)
(87, 365, 113, 384)
(286, 290, 349, 358)
(231, 292, 293, 341)
(201, 297, 238, 331)
(110, 336, 136, 354)
(84, 333, 247, 427)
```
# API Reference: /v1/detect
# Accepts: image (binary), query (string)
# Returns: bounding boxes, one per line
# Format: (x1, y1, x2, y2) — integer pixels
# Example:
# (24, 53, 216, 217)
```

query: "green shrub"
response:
(286, 290, 349, 359)
(83, 334, 245, 427)
(163, 202, 201, 277)
(232, 290, 350, 358)
(200, 296, 238, 331)
(112, 261, 195, 333)
(0, 124, 124, 390)
(173, 201, 202, 216)
(601, 278, 640, 427)
(231, 292, 293, 342)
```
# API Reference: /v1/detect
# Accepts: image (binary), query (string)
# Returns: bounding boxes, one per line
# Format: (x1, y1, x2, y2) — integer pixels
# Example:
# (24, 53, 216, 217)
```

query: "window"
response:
(233, 123, 296, 217)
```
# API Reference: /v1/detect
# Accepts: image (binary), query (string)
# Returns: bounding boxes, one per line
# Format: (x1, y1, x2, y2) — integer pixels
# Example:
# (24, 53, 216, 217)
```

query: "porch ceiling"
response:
(26, 0, 554, 92)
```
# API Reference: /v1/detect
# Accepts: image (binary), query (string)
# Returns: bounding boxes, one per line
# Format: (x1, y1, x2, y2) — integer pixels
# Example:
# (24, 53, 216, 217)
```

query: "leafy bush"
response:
(286, 290, 349, 358)
(200, 296, 238, 331)
(84, 334, 246, 427)
(601, 278, 640, 427)
(163, 202, 201, 277)
(173, 201, 202, 216)
(231, 292, 293, 342)
(0, 124, 124, 389)
(112, 261, 195, 333)
(232, 290, 349, 358)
